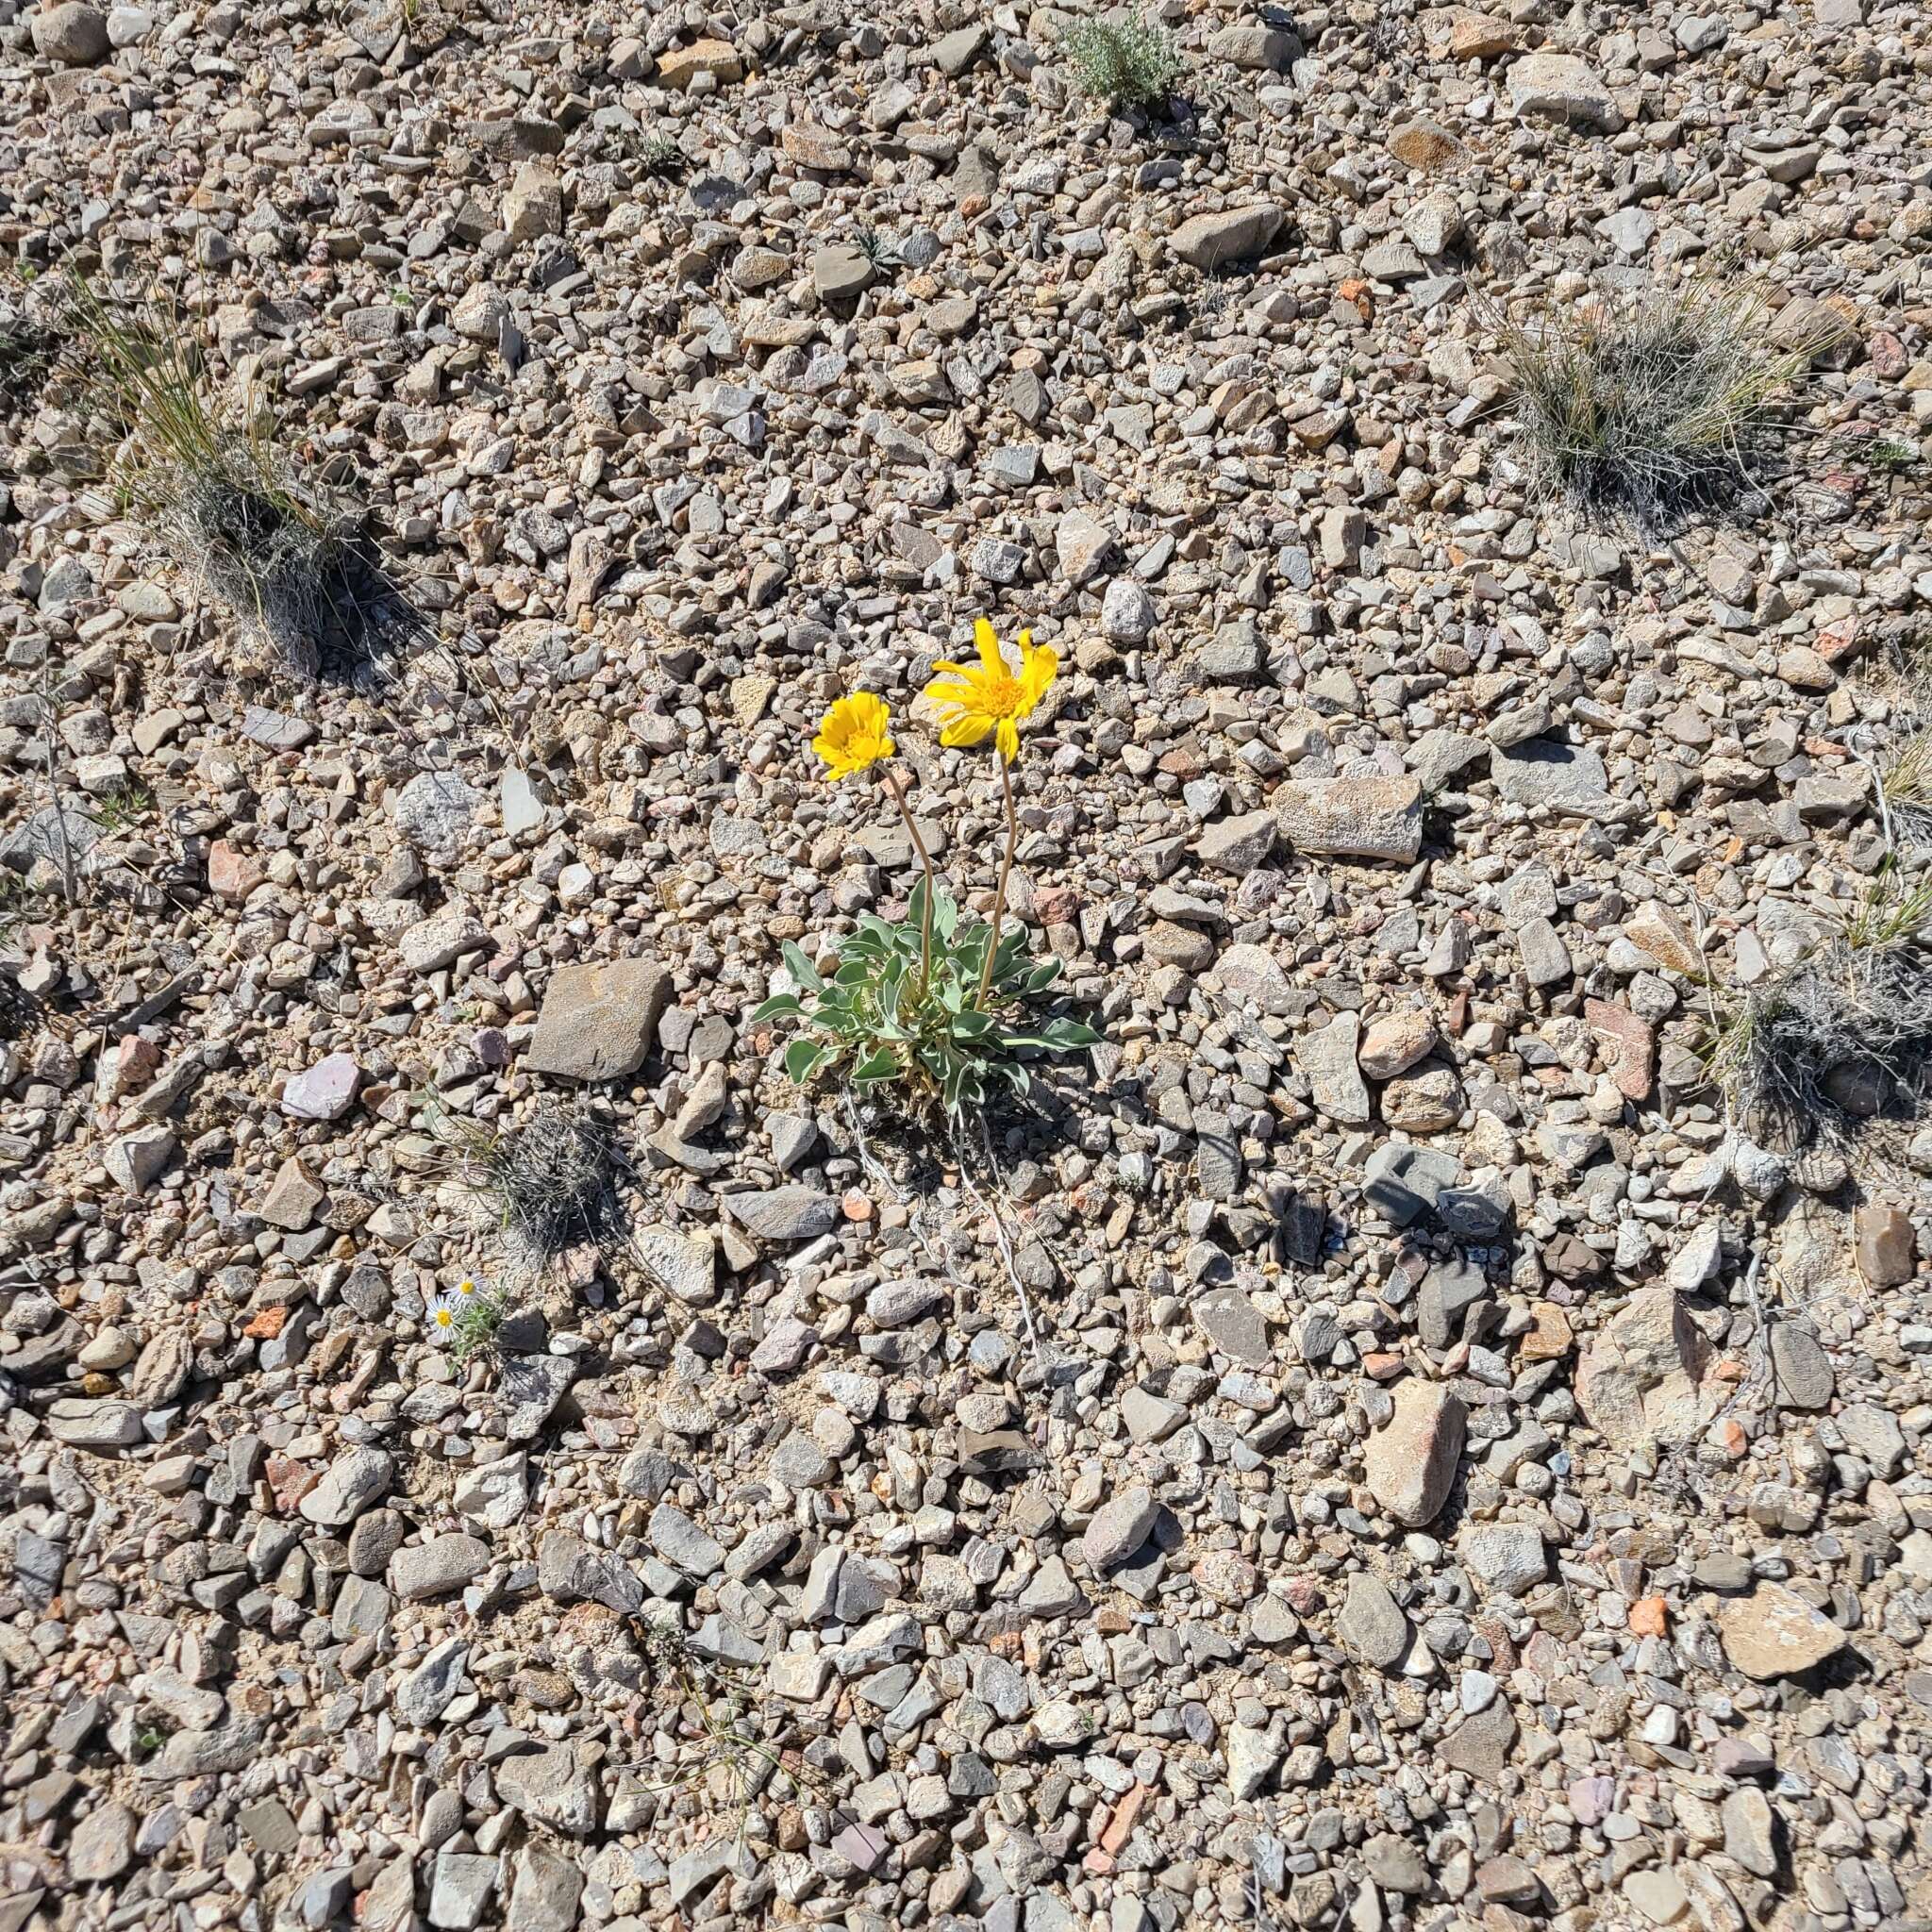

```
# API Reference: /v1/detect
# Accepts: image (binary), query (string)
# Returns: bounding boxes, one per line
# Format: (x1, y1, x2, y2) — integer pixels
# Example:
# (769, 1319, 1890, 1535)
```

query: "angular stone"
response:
(496, 1742, 601, 1836)
(1194, 1287, 1272, 1366)
(46, 1397, 142, 1451)
(68, 1801, 136, 1882)
(723, 1186, 839, 1241)
(1083, 1487, 1159, 1570)
(1296, 1012, 1371, 1124)
(1199, 810, 1277, 877)
(1365, 1381, 1467, 1526)
(1507, 50, 1617, 127)
(1457, 1522, 1547, 1596)
(657, 36, 741, 89)
(813, 242, 875, 300)
(508, 1850, 585, 1932)
(399, 912, 491, 974)
(1491, 738, 1608, 807)
(1769, 1324, 1834, 1411)
(259, 1158, 325, 1231)
(1719, 1583, 1848, 1679)
(1362, 1141, 1460, 1226)
(396, 1638, 469, 1726)
(1226, 1722, 1280, 1799)
(538, 1529, 644, 1613)
(1168, 204, 1285, 271)
(503, 160, 562, 242)
(1216, 941, 1299, 1014)
(1277, 775, 1423, 861)
(1585, 997, 1656, 1100)
(1437, 1700, 1517, 1781)
(650, 1502, 725, 1576)
(391, 770, 481, 863)
(1339, 1574, 1409, 1669)
(636, 1224, 717, 1303)
(281, 1052, 362, 1121)
(104, 1125, 175, 1193)
(454, 1450, 528, 1529)
(298, 1448, 393, 1527)
(391, 1534, 489, 1602)
(526, 958, 674, 1080)
(428, 1849, 498, 1931)
(1855, 1201, 1915, 1286)
(1574, 1288, 1715, 1450)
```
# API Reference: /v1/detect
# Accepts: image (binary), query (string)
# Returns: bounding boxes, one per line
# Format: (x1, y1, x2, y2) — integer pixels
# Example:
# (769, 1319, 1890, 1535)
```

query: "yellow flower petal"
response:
(974, 617, 1004, 677)
(940, 712, 993, 747)
(995, 716, 1019, 764)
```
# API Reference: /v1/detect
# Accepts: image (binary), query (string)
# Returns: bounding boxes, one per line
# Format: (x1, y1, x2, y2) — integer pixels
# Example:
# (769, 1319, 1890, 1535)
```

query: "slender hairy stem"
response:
(881, 765, 936, 991)
(976, 758, 1019, 1009)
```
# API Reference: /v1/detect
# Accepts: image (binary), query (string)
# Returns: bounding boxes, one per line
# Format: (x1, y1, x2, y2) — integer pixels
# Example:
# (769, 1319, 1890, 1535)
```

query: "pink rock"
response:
(1570, 1774, 1615, 1825)
(208, 840, 266, 904)
(1359, 1010, 1438, 1079)
(281, 1052, 363, 1122)
(1585, 997, 1656, 1102)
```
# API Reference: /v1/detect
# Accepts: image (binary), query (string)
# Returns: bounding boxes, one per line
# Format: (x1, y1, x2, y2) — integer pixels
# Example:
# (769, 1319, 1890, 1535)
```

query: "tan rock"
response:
(1387, 118, 1471, 172)
(1278, 775, 1423, 862)
(657, 37, 741, 90)
(1421, 7, 1517, 60)
(1359, 1011, 1438, 1079)
(1574, 1287, 1717, 1450)
(1718, 1583, 1848, 1680)
(1623, 902, 1703, 978)
(1365, 1380, 1467, 1527)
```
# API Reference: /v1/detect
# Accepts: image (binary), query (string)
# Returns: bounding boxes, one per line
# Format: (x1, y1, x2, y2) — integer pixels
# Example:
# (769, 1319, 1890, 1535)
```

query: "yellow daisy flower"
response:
(813, 692, 895, 781)
(925, 619, 1058, 765)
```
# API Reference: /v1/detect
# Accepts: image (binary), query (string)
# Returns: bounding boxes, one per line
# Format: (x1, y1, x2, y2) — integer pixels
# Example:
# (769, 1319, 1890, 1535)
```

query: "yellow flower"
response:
(813, 692, 895, 781)
(925, 619, 1058, 765)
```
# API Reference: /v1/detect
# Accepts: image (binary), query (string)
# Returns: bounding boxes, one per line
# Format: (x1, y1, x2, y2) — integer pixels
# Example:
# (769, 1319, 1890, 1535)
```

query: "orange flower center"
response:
(980, 673, 1023, 716)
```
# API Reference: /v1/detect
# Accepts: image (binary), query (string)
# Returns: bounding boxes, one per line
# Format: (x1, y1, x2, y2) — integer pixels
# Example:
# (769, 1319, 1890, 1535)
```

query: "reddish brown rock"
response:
(208, 840, 267, 904)
(1585, 997, 1657, 1101)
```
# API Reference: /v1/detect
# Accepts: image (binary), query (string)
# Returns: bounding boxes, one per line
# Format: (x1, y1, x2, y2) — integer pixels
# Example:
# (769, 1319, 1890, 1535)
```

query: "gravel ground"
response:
(2, 2, 1932, 1931)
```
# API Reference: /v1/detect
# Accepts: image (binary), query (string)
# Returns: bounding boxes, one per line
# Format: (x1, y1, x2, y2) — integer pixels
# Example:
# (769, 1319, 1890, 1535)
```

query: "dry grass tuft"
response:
(437, 1098, 629, 1271)
(57, 275, 413, 680)
(1495, 278, 1848, 536)
(1705, 869, 1932, 1147)
(1880, 729, 1932, 851)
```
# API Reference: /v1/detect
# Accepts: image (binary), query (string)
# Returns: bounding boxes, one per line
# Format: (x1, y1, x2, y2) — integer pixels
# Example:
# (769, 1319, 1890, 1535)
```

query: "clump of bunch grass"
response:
(57, 275, 375, 678)
(1495, 278, 1848, 536)
(0, 304, 59, 411)
(1704, 868, 1932, 1147)
(757, 884, 1096, 1119)
(1881, 730, 1932, 849)
(1063, 12, 1183, 112)
(438, 1099, 628, 1269)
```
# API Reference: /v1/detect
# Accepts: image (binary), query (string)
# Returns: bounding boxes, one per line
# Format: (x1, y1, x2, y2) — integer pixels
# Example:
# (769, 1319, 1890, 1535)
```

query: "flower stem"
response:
(976, 758, 1019, 1010)
(882, 764, 936, 991)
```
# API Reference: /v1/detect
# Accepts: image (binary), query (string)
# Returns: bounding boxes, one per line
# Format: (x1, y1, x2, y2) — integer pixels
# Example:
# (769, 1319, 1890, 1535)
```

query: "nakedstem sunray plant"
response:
(753, 622, 1099, 1119)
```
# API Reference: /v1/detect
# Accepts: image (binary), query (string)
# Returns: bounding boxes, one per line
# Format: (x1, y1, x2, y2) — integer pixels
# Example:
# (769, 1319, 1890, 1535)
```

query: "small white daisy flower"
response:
(455, 1275, 480, 1299)
(425, 1291, 462, 1339)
